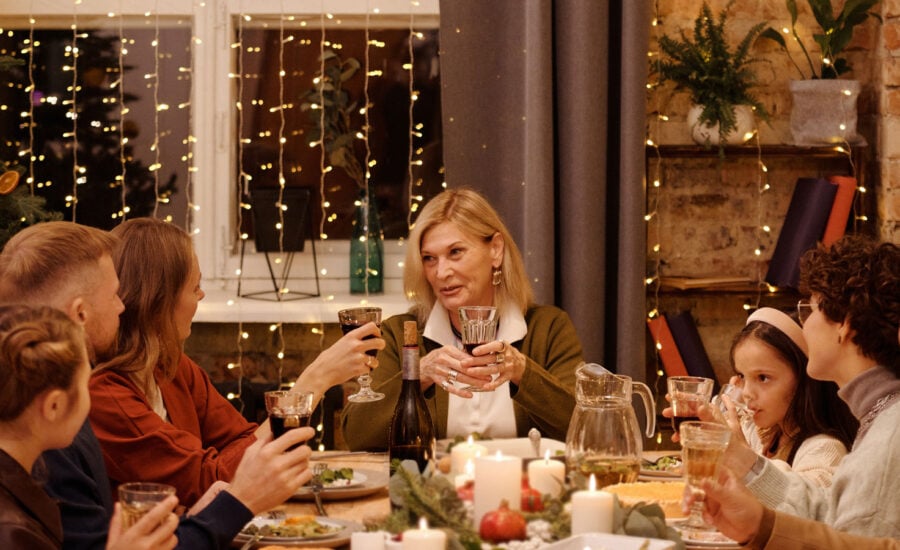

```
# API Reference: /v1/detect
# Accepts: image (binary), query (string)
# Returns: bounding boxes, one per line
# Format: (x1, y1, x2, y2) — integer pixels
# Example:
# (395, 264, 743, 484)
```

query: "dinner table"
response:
(248, 450, 390, 549)
(242, 447, 738, 549)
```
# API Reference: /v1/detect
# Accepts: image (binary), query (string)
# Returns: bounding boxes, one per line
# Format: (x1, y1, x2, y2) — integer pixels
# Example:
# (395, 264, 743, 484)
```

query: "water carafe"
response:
(565, 363, 656, 488)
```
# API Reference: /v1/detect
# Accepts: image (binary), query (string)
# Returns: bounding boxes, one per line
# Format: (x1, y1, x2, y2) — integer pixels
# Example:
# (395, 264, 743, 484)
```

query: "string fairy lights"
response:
(646, 3, 871, 446)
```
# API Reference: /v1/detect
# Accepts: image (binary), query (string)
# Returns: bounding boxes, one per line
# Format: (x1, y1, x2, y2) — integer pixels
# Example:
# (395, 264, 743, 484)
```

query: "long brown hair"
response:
(94, 218, 193, 385)
(405, 188, 533, 324)
(0, 305, 86, 421)
(730, 317, 857, 463)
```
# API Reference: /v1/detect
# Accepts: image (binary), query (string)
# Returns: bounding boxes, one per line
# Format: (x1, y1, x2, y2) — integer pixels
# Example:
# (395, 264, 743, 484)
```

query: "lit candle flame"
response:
(418, 517, 429, 530)
(589, 474, 597, 492)
(544, 449, 552, 464)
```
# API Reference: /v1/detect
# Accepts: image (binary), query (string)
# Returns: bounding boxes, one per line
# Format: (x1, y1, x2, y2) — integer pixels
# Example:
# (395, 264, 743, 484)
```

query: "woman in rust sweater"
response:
(89, 218, 384, 506)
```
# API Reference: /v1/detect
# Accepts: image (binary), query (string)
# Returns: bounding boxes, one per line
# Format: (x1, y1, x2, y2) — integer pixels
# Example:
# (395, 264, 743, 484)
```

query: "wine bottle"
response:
(388, 320, 436, 475)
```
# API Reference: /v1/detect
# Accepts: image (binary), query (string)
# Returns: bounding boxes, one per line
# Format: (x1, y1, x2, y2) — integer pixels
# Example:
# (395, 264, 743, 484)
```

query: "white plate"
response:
(438, 437, 566, 459)
(542, 532, 676, 549)
(233, 516, 362, 547)
(667, 521, 740, 548)
(320, 471, 367, 489)
(292, 468, 388, 501)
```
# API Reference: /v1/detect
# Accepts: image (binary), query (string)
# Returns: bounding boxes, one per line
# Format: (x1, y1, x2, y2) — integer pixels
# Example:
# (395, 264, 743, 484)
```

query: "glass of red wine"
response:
(337, 306, 384, 402)
(458, 305, 498, 392)
(264, 390, 314, 444)
(667, 376, 714, 433)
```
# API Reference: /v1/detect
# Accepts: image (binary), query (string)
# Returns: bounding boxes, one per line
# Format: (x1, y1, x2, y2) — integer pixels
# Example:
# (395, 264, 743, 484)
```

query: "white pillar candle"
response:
(450, 435, 488, 474)
(473, 451, 522, 527)
(570, 474, 614, 535)
(527, 450, 566, 496)
(401, 518, 446, 550)
(351, 531, 386, 550)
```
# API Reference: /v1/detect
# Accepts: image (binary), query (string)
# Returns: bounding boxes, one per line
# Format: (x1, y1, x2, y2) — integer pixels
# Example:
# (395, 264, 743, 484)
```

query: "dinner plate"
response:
(291, 468, 388, 501)
(233, 516, 363, 547)
(667, 521, 740, 548)
(320, 471, 367, 489)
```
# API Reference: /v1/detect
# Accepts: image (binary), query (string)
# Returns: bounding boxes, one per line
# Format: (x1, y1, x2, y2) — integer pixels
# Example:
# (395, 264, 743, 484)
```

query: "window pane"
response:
(235, 24, 443, 241)
(0, 22, 192, 231)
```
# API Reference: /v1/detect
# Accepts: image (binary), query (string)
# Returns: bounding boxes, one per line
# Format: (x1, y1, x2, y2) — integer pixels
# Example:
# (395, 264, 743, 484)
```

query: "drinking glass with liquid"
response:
(118, 482, 176, 528)
(667, 376, 714, 433)
(458, 306, 498, 392)
(265, 390, 314, 440)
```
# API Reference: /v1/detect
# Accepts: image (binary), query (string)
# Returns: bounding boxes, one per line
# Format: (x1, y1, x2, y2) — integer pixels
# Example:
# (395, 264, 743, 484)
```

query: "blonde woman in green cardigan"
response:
(342, 188, 584, 449)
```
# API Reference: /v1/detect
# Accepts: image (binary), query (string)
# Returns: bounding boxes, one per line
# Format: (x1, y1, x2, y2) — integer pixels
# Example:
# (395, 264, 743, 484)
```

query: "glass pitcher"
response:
(565, 363, 656, 488)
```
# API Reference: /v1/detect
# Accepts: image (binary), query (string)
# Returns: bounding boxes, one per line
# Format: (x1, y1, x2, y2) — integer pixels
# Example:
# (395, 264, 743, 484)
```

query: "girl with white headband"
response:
(722, 307, 858, 487)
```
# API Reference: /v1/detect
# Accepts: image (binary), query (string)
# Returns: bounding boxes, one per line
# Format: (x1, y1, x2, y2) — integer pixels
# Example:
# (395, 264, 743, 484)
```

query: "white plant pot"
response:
(789, 79, 861, 145)
(687, 104, 755, 146)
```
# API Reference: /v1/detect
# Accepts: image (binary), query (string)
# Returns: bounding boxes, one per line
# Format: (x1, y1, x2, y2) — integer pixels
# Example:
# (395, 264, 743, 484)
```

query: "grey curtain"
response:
(438, 0, 651, 380)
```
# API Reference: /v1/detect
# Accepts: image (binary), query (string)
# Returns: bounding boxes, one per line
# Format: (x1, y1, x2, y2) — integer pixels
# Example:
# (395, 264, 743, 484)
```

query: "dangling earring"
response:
(492, 267, 502, 286)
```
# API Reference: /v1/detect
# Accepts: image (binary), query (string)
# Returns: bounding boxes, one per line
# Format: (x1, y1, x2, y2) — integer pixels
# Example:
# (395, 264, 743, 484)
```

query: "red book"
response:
(647, 316, 689, 377)
(822, 175, 857, 246)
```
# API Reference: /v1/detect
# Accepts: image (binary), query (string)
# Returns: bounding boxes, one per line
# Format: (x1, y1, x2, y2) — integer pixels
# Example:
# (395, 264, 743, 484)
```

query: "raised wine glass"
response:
(677, 421, 732, 533)
(458, 306, 498, 392)
(338, 306, 384, 402)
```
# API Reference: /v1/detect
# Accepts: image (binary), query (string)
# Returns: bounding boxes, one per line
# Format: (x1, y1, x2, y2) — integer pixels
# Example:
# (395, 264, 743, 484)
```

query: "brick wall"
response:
(648, 0, 897, 381)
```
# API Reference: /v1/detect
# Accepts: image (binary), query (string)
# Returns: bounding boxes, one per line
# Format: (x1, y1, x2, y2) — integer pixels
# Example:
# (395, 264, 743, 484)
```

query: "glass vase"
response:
(350, 191, 384, 294)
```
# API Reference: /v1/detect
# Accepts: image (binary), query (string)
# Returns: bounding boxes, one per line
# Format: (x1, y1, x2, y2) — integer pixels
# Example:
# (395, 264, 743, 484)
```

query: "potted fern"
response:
(657, 1, 769, 148)
(759, 0, 881, 144)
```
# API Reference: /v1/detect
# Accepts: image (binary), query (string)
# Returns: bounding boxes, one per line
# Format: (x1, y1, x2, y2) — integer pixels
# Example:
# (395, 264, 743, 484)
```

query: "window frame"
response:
(2, 0, 439, 298)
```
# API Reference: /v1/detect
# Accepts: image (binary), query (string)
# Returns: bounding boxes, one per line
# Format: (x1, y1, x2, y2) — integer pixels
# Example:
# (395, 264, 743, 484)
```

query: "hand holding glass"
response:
(118, 482, 176, 528)
(678, 421, 731, 532)
(264, 390, 314, 441)
(668, 376, 714, 433)
(337, 307, 384, 402)
(711, 383, 750, 419)
(458, 306, 498, 392)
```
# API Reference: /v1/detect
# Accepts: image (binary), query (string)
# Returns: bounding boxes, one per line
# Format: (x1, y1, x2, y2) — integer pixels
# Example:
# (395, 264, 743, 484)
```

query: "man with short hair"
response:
(0, 221, 314, 549)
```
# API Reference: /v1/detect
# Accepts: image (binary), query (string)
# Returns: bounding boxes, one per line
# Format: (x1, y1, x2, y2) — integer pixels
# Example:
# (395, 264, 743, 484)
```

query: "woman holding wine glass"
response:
(342, 188, 584, 449)
(693, 236, 900, 540)
(88, 218, 384, 505)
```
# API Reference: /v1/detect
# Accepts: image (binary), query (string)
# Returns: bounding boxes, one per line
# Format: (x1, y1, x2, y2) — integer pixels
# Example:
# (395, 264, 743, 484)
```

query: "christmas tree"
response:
(0, 30, 175, 232)
(0, 55, 62, 247)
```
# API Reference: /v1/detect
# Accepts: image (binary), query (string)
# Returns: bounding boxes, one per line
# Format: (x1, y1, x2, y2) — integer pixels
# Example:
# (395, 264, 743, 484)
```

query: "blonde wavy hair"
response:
(405, 188, 533, 325)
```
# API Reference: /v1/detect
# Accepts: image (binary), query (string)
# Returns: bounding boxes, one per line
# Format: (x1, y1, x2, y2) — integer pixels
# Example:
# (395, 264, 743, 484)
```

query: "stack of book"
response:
(765, 175, 857, 289)
(647, 311, 719, 392)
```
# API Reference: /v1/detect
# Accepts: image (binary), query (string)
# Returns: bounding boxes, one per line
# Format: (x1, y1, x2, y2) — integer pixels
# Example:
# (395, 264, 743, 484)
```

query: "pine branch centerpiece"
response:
(369, 460, 686, 550)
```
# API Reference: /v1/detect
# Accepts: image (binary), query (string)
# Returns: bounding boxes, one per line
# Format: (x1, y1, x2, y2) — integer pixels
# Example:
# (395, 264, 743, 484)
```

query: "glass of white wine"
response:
(677, 421, 731, 532)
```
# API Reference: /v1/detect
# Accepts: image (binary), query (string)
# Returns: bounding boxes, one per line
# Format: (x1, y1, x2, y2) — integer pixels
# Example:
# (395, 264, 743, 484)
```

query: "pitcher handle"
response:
(632, 381, 657, 438)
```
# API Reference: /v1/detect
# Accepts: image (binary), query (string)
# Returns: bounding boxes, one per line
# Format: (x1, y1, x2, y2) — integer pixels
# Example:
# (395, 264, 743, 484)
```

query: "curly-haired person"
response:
(700, 235, 900, 544)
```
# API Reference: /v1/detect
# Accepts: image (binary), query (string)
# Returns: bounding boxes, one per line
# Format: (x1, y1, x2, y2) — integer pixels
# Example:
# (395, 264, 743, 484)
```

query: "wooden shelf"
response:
(647, 143, 866, 160)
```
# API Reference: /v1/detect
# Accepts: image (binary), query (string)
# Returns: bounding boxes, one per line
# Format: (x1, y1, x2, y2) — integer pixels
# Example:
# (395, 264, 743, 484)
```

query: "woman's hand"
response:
(106, 495, 179, 550)
(472, 340, 526, 390)
(419, 345, 491, 396)
(295, 321, 385, 403)
(691, 467, 764, 544)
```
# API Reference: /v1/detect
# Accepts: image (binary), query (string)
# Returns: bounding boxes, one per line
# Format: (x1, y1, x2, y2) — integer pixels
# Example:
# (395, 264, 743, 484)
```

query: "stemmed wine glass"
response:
(677, 421, 732, 533)
(458, 306, 498, 392)
(338, 306, 384, 402)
